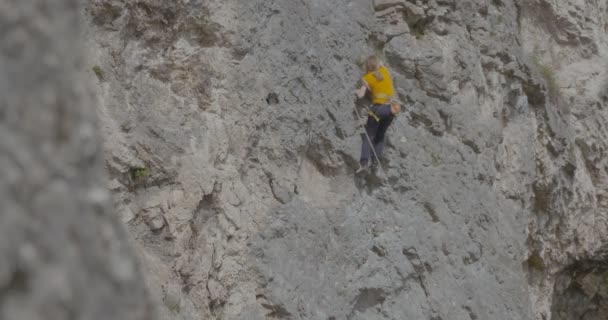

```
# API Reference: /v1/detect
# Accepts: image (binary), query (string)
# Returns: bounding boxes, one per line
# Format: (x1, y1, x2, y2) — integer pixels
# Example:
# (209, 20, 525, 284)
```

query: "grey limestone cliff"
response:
(85, 0, 608, 319)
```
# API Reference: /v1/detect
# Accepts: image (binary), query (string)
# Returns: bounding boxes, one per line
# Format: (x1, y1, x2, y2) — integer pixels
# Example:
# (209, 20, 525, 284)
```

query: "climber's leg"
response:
(373, 105, 394, 160)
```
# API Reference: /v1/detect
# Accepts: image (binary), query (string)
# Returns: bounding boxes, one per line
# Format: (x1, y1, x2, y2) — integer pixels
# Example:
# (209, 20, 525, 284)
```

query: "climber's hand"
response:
(355, 85, 367, 99)
(390, 102, 401, 115)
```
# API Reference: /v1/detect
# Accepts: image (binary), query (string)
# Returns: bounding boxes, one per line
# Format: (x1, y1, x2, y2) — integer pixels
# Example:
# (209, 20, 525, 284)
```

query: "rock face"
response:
(84, 0, 608, 319)
(518, 1, 608, 319)
(0, 1, 154, 320)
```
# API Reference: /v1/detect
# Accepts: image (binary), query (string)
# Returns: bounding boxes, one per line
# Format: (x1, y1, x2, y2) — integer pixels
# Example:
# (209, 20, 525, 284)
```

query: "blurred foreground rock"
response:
(0, 1, 155, 319)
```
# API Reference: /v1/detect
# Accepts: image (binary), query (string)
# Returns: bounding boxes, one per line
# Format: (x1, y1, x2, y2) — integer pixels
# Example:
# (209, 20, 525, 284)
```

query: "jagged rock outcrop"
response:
(84, 0, 608, 319)
(0, 1, 155, 319)
(518, 1, 608, 319)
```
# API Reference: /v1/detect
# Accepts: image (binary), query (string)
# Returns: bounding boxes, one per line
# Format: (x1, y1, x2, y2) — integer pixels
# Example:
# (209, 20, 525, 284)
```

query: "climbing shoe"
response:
(355, 163, 369, 174)
(370, 160, 379, 173)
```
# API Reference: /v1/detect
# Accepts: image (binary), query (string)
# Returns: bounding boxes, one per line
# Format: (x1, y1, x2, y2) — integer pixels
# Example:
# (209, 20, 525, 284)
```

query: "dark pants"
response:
(360, 104, 394, 165)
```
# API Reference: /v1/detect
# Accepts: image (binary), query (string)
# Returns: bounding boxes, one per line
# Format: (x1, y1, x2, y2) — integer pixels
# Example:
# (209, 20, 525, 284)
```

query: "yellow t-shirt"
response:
(362, 66, 394, 105)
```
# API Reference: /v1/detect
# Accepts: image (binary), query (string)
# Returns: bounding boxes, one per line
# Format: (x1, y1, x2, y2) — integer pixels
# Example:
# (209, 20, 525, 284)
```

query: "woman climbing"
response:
(355, 55, 401, 174)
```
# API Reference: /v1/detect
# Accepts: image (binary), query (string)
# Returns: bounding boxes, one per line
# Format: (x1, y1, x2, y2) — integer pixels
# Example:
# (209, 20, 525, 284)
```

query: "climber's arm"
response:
(355, 79, 369, 99)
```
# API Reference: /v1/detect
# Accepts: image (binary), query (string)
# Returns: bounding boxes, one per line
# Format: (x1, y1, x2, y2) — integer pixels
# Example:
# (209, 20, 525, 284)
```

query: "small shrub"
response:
(129, 167, 149, 180)
(526, 252, 545, 271)
(92, 65, 104, 80)
(532, 57, 560, 102)
(431, 153, 440, 166)
(415, 29, 425, 40)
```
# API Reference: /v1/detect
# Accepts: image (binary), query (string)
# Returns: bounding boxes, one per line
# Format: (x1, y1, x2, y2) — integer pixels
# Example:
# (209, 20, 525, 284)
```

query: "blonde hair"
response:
(365, 55, 384, 82)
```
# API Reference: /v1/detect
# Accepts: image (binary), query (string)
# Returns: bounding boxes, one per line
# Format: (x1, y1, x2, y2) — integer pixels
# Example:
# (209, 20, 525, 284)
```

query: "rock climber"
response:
(354, 55, 401, 174)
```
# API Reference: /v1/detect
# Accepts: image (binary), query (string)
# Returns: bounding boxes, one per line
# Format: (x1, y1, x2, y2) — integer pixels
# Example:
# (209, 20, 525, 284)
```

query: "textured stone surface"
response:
(0, 1, 155, 319)
(518, 0, 608, 318)
(84, 0, 608, 319)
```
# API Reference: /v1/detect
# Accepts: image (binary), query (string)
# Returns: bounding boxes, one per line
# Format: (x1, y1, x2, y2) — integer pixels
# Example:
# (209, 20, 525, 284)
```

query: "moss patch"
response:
(430, 153, 441, 166)
(92, 65, 104, 81)
(532, 57, 560, 103)
(163, 293, 181, 314)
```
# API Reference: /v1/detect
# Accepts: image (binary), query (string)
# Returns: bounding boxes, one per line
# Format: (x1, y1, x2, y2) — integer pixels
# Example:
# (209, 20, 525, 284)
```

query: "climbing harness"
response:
(367, 108, 381, 122)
